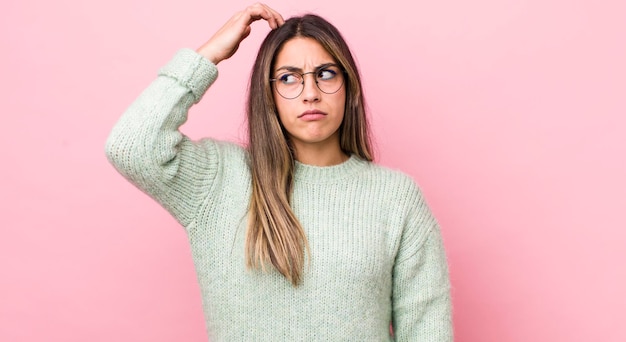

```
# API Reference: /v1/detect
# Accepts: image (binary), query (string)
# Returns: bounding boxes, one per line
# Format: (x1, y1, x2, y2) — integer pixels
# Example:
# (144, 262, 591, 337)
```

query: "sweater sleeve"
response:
(391, 186, 453, 341)
(105, 48, 220, 227)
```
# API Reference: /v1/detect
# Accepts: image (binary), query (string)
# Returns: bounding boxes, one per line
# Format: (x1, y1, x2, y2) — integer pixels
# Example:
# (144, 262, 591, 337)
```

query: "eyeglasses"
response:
(270, 64, 345, 99)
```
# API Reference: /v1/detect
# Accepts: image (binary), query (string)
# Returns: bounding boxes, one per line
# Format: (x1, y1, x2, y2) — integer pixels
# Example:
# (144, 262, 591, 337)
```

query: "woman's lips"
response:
(298, 110, 327, 121)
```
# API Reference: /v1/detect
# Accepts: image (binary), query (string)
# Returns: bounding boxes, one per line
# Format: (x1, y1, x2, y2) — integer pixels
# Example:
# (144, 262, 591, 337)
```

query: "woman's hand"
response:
(196, 3, 284, 64)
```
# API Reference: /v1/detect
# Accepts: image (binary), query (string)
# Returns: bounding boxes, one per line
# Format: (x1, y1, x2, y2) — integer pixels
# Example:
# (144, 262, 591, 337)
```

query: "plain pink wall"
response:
(2, 0, 625, 341)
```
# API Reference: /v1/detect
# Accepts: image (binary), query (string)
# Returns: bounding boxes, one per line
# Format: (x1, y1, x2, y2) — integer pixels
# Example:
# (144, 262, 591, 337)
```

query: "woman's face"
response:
(272, 37, 346, 153)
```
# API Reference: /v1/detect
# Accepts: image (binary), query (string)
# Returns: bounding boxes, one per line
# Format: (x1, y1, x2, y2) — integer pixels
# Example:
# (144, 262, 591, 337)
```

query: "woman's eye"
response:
(318, 69, 337, 81)
(279, 73, 299, 84)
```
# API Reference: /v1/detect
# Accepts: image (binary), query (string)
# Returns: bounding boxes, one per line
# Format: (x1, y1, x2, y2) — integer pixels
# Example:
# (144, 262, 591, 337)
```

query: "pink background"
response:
(2, 0, 625, 341)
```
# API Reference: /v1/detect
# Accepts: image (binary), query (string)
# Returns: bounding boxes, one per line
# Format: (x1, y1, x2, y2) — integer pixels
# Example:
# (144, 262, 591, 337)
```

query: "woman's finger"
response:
(244, 3, 283, 29)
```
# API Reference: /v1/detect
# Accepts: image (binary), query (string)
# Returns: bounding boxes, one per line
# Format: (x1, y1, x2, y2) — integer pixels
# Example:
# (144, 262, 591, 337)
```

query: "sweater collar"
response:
(293, 155, 367, 184)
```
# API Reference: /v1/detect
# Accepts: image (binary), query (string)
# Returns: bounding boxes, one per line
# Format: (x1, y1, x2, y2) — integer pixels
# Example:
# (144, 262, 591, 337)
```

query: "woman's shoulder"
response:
(362, 160, 422, 193)
(196, 138, 249, 170)
(202, 138, 246, 153)
(353, 160, 427, 211)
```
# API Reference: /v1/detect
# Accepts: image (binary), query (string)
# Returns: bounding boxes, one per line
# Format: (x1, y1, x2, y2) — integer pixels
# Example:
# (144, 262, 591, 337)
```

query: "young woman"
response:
(106, 3, 452, 341)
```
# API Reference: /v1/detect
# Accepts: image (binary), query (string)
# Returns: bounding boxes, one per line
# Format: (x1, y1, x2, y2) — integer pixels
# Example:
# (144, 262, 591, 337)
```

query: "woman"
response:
(106, 3, 452, 341)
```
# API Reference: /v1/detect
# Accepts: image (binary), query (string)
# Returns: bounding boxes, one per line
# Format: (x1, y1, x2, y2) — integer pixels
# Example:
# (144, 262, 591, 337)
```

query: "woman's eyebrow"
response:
(275, 63, 338, 73)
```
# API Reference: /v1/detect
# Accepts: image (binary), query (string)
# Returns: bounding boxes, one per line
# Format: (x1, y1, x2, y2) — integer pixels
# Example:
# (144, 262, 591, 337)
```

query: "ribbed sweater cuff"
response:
(158, 48, 218, 103)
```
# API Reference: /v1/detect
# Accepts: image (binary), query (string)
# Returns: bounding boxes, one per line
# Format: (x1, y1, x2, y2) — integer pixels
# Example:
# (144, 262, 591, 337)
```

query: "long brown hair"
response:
(246, 14, 373, 286)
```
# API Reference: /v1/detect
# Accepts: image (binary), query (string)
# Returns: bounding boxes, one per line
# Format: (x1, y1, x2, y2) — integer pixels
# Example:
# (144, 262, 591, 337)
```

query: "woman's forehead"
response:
(273, 37, 336, 70)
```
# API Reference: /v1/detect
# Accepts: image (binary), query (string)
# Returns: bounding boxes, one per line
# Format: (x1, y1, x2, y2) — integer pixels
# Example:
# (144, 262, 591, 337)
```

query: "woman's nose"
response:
(301, 73, 320, 102)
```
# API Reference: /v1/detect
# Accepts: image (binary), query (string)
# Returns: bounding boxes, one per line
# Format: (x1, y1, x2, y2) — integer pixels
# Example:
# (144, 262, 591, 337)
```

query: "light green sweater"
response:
(105, 49, 452, 341)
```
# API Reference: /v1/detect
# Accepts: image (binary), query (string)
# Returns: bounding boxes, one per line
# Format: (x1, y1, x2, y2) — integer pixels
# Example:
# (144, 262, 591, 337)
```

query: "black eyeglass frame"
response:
(269, 64, 347, 100)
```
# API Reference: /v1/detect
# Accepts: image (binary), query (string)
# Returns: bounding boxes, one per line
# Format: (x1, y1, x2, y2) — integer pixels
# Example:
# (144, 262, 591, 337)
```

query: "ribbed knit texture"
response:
(105, 49, 452, 341)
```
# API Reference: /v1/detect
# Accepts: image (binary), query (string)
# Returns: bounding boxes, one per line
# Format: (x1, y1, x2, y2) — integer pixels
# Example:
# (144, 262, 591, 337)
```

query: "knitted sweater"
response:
(105, 49, 452, 341)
